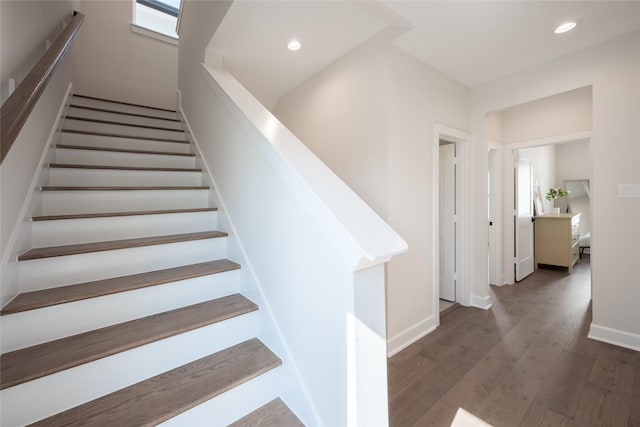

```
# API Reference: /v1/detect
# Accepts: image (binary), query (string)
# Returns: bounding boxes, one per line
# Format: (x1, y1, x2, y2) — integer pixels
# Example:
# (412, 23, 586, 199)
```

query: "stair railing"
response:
(0, 10, 84, 164)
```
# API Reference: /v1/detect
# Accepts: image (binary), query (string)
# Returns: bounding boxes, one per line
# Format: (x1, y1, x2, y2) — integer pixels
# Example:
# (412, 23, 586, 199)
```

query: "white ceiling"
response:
(209, 1, 640, 107)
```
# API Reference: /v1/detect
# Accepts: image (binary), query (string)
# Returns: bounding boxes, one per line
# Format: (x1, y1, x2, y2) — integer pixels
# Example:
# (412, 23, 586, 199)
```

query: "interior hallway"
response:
(388, 257, 640, 426)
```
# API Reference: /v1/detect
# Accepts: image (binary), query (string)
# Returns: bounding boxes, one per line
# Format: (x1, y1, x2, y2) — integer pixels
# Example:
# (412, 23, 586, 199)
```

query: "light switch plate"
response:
(618, 184, 640, 198)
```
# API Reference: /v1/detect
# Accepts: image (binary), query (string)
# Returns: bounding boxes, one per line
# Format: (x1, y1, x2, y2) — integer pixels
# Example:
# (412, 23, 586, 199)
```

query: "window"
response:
(131, 0, 181, 45)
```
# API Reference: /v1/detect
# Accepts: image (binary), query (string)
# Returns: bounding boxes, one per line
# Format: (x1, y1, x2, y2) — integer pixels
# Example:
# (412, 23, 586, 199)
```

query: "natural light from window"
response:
(132, 0, 180, 44)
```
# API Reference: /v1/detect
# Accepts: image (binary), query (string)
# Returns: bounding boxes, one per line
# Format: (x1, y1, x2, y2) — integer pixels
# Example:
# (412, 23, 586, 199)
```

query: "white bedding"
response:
(580, 232, 591, 247)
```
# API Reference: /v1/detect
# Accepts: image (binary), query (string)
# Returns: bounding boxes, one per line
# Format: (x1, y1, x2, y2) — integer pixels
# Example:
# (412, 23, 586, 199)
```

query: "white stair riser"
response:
(2, 270, 241, 352)
(160, 368, 281, 427)
(64, 118, 188, 141)
(0, 313, 258, 427)
(68, 106, 183, 130)
(19, 237, 228, 291)
(41, 189, 209, 215)
(55, 146, 195, 168)
(48, 168, 202, 187)
(33, 211, 217, 246)
(61, 131, 191, 153)
(71, 96, 179, 120)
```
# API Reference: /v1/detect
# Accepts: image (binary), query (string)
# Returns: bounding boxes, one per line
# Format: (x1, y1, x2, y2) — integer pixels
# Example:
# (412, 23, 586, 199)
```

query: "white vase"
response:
(552, 207, 560, 215)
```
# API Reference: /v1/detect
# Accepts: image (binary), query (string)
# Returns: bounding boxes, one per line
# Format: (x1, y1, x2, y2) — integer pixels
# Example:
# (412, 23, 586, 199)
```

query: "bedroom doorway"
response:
(508, 138, 592, 291)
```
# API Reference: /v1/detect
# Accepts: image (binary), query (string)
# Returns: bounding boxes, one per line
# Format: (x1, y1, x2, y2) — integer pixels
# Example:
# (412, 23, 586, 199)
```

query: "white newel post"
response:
(348, 264, 389, 427)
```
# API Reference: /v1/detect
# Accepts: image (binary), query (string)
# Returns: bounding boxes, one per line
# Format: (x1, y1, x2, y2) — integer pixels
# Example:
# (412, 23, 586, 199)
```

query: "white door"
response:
(439, 143, 456, 301)
(515, 154, 535, 281)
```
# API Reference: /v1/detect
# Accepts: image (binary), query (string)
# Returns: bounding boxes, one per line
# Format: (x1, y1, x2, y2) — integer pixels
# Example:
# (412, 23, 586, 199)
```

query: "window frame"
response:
(130, 0, 180, 45)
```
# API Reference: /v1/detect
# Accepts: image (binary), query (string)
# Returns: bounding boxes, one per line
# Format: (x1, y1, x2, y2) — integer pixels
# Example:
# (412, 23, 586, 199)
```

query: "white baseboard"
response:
(588, 323, 640, 352)
(470, 294, 492, 310)
(387, 315, 436, 357)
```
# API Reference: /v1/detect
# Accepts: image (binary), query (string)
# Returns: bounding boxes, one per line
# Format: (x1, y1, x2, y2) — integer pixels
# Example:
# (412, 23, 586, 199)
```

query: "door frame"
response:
(502, 131, 591, 284)
(488, 142, 503, 285)
(433, 123, 470, 325)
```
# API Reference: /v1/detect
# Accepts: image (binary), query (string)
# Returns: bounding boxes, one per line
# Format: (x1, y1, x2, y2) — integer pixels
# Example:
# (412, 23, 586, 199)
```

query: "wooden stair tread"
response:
(73, 94, 177, 113)
(49, 163, 201, 172)
(0, 295, 258, 390)
(18, 230, 227, 261)
(56, 144, 194, 157)
(65, 115, 185, 133)
(41, 185, 209, 191)
(32, 207, 218, 221)
(61, 128, 188, 144)
(1, 259, 239, 315)
(69, 104, 181, 122)
(230, 398, 304, 427)
(28, 338, 280, 426)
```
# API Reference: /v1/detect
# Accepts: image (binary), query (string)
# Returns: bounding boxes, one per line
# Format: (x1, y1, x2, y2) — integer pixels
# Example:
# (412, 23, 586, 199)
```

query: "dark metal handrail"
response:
(0, 10, 85, 164)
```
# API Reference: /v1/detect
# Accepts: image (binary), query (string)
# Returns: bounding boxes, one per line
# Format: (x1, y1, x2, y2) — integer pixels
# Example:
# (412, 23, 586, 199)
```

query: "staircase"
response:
(0, 94, 303, 426)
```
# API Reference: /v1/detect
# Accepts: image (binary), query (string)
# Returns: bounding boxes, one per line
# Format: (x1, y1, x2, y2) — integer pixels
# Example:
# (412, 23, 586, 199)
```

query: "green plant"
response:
(545, 187, 569, 201)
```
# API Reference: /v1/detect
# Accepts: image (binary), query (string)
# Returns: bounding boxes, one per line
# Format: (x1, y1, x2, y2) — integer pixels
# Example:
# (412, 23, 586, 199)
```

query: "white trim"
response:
(504, 131, 591, 150)
(433, 123, 472, 323)
(175, 0, 184, 36)
(488, 145, 503, 286)
(178, 93, 322, 426)
(129, 23, 178, 46)
(0, 83, 73, 308)
(386, 315, 436, 357)
(588, 323, 640, 352)
(470, 294, 492, 310)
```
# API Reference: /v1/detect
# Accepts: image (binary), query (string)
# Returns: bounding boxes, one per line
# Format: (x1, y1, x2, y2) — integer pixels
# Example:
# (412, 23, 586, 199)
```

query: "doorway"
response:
(439, 140, 456, 302)
(433, 124, 470, 322)
(509, 138, 592, 287)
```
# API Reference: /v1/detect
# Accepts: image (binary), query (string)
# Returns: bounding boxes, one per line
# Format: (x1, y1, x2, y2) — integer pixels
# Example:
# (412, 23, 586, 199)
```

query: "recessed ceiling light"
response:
(287, 40, 301, 51)
(554, 22, 577, 34)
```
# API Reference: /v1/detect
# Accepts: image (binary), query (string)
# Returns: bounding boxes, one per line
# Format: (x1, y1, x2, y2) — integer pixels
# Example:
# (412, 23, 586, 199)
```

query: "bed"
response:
(579, 232, 591, 258)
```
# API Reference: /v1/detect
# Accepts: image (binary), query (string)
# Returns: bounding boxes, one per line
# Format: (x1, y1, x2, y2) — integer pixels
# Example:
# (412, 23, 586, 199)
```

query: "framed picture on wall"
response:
(533, 186, 544, 216)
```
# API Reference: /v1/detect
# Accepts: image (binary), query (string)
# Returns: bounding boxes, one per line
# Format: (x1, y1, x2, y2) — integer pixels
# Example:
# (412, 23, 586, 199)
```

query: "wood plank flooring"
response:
(388, 257, 640, 427)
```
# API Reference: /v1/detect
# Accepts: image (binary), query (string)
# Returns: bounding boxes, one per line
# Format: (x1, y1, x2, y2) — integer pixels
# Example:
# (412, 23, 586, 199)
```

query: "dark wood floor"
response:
(388, 256, 640, 427)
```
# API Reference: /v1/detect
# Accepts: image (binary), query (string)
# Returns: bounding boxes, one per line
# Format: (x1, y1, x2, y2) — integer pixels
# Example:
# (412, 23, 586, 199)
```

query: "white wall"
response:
(470, 32, 640, 351)
(272, 42, 389, 217)
(275, 42, 469, 354)
(556, 141, 591, 235)
(487, 112, 503, 143)
(519, 145, 556, 214)
(0, 1, 77, 101)
(385, 47, 469, 351)
(72, 0, 177, 109)
(556, 140, 591, 184)
(501, 86, 592, 144)
(1, 1, 77, 307)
